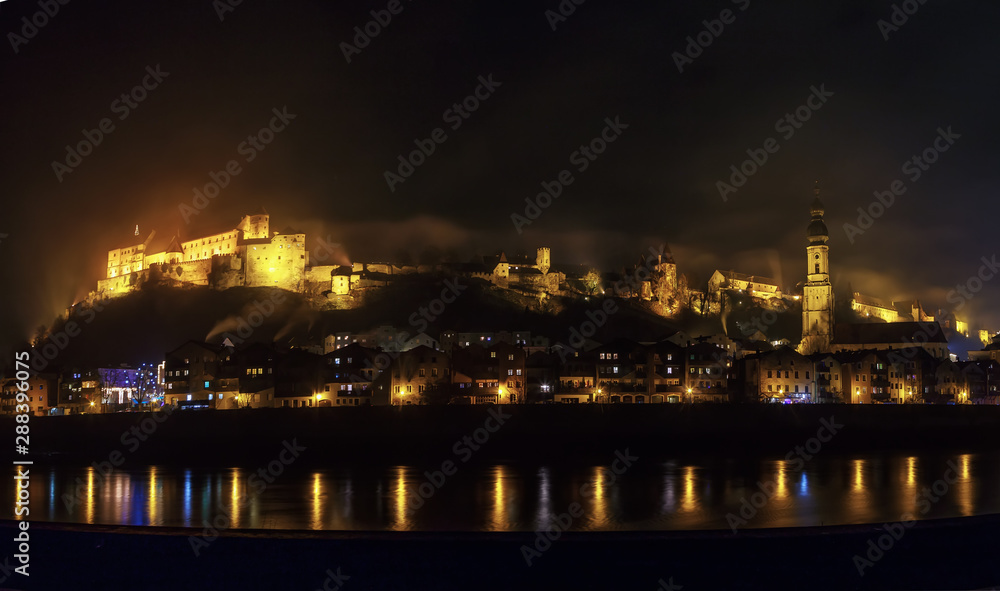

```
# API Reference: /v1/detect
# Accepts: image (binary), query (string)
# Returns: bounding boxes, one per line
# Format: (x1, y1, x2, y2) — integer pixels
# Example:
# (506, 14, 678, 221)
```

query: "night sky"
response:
(1, 0, 998, 349)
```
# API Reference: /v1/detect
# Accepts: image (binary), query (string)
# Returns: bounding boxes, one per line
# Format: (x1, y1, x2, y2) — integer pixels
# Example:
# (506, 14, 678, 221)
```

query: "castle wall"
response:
(107, 243, 145, 279)
(144, 252, 165, 267)
(332, 275, 351, 295)
(210, 256, 244, 290)
(237, 214, 269, 240)
(305, 265, 336, 285)
(244, 233, 305, 291)
(366, 263, 391, 274)
(852, 302, 898, 322)
(161, 258, 213, 286)
(181, 230, 239, 262)
(97, 274, 134, 297)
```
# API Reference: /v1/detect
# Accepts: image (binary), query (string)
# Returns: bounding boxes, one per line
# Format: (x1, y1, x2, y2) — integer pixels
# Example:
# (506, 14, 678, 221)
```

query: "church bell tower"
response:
(799, 183, 834, 354)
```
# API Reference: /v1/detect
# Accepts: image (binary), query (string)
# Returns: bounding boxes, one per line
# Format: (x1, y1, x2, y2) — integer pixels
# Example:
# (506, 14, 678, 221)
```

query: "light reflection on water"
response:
(7, 451, 1000, 532)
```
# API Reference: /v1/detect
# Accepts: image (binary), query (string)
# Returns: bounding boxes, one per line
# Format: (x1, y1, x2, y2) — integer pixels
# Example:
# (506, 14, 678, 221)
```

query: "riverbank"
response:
(12, 404, 1000, 466)
(6, 514, 1000, 590)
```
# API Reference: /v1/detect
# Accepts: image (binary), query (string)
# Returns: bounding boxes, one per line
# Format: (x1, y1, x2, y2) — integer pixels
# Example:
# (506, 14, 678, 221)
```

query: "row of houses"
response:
(0, 364, 161, 416)
(155, 321, 1000, 407)
(6, 319, 1000, 415)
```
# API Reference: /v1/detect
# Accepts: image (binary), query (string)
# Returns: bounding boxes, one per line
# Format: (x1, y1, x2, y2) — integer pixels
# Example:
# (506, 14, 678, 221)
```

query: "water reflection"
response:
(956, 454, 972, 517)
(852, 458, 864, 492)
(488, 465, 511, 531)
(536, 467, 552, 528)
(310, 472, 324, 530)
(7, 451, 1000, 533)
(148, 467, 159, 526)
(229, 468, 241, 530)
(679, 466, 698, 514)
(182, 470, 192, 527)
(391, 466, 409, 531)
(661, 468, 676, 513)
(899, 456, 918, 516)
(774, 460, 788, 501)
(48, 472, 56, 521)
(85, 467, 95, 524)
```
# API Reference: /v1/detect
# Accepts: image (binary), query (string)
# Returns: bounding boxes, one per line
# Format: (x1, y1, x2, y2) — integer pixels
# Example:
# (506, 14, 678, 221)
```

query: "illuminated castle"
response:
(97, 208, 306, 296)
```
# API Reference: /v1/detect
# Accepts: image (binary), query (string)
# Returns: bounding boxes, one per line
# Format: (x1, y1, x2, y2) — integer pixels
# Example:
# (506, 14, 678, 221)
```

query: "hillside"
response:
(17, 275, 694, 370)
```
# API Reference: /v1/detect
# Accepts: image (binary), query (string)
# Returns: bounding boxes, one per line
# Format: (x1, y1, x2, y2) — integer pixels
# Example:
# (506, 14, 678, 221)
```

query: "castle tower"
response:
(165, 236, 184, 264)
(535, 247, 551, 274)
(237, 207, 270, 240)
(799, 184, 835, 354)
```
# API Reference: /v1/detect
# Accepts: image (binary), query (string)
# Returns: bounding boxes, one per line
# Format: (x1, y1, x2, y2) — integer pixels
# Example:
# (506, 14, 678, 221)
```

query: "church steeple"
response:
(807, 182, 829, 245)
(799, 182, 835, 355)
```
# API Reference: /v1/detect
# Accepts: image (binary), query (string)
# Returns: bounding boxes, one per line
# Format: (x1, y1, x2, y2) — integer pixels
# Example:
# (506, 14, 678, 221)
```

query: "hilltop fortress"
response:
(99, 209, 307, 296)
(91, 196, 974, 351)
(94, 209, 668, 304)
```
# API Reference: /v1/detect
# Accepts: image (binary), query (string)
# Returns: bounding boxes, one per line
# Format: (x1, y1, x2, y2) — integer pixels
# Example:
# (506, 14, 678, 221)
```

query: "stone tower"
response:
(535, 247, 551, 274)
(237, 207, 270, 240)
(799, 184, 834, 354)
